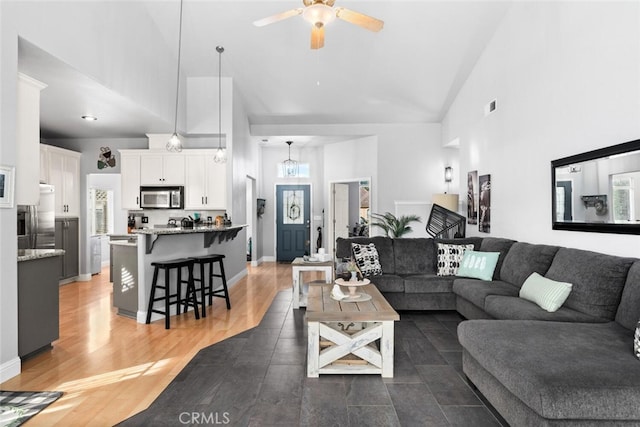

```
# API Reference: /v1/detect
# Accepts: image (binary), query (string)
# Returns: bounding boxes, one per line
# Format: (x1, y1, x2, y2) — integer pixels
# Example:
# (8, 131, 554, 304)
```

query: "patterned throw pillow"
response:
(352, 243, 382, 277)
(437, 243, 475, 276)
(635, 320, 640, 361)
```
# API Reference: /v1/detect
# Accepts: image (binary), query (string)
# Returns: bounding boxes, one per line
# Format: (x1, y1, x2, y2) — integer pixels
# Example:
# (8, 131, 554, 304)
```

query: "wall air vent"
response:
(484, 99, 497, 116)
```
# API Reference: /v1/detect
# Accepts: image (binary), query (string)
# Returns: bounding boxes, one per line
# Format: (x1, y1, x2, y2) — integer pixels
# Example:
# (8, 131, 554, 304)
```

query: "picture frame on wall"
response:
(479, 174, 491, 233)
(0, 165, 15, 208)
(467, 171, 478, 225)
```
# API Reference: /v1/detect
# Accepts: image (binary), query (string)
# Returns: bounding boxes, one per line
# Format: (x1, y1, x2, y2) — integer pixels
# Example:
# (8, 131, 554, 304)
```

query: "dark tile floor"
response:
(119, 292, 507, 426)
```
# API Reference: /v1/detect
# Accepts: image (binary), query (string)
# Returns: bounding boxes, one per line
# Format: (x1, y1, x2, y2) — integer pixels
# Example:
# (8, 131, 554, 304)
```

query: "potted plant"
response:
(371, 212, 422, 237)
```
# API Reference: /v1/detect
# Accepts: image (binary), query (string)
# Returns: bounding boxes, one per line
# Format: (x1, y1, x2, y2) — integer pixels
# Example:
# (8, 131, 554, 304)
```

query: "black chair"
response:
(145, 258, 200, 329)
(190, 254, 231, 317)
(426, 204, 466, 239)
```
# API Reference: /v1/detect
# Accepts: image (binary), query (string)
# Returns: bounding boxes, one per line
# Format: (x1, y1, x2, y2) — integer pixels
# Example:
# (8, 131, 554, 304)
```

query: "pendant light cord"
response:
(173, 0, 184, 135)
(217, 46, 224, 150)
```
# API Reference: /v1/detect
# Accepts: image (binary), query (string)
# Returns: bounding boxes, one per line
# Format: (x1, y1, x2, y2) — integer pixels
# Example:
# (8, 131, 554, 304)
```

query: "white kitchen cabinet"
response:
(16, 73, 47, 205)
(140, 153, 185, 185)
(119, 152, 141, 209)
(184, 151, 227, 210)
(42, 145, 81, 217)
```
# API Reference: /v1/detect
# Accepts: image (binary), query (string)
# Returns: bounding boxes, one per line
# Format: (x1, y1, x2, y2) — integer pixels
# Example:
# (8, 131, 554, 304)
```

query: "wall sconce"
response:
(444, 166, 453, 183)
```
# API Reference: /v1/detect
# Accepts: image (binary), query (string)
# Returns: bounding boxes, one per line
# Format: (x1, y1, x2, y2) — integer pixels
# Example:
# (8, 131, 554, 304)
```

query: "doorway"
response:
(246, 176, 258, 266)
(276, 184, 311, 262)
(556, 180, 573, 221)
(328, 178, 371, 257)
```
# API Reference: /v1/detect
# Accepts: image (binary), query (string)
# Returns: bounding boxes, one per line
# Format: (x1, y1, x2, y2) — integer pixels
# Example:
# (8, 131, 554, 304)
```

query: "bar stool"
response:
(146, 258, 200, 329)
(190, 254, 231, 317)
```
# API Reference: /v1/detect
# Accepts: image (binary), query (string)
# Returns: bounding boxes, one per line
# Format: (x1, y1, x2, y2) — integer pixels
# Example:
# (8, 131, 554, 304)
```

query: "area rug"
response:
(0, 391, 62, 427)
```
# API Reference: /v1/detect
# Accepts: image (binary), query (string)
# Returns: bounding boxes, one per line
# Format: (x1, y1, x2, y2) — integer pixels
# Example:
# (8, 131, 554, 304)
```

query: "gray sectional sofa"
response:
(335, 236, 640, 426)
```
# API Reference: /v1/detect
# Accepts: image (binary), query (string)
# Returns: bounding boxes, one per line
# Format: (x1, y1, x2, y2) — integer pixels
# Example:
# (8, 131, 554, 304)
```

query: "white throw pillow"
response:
(351, 243, 382, 277)
(519, 272, 572, 312)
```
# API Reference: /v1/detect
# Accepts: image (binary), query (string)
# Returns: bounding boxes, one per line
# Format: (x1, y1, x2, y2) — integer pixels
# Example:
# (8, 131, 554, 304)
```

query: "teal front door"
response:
(276, 185, 310, 262)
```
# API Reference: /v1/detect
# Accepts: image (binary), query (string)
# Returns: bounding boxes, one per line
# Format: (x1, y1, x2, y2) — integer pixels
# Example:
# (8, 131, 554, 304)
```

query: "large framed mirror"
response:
(551, 139, 640, 234)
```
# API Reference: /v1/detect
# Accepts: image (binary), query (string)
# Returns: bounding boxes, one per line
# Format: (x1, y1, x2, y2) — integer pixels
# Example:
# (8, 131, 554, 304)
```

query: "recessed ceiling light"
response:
(81, 115, 98, 121)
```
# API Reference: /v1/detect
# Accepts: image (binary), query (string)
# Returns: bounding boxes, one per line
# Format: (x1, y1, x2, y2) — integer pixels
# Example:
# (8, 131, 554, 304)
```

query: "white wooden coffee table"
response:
(291, 257, 333, 309)
(306, 283, 399, 378)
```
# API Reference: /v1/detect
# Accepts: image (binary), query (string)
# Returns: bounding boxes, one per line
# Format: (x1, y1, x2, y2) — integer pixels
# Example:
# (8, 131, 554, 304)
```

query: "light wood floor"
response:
(1, 261, 311, 426)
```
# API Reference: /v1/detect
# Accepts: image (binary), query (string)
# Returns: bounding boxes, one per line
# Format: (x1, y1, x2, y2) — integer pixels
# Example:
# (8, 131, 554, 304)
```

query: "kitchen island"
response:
(17, 249, 65, 358)
(131, 225, 246, 324)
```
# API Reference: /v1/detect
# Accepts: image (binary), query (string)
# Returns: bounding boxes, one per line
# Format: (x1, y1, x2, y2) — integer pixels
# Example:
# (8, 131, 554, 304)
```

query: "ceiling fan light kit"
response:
(254, 0, 383, 49)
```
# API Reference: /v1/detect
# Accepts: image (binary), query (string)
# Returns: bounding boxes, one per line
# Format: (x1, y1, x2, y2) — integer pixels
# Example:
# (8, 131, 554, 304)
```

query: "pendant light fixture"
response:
(167, 0, 185, 152)
(213, 45, 227, 163)
(282, 140, 299, 177)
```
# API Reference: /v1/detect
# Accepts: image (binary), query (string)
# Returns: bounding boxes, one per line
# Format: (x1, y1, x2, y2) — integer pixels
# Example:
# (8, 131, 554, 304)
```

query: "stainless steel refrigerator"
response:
(17, 184, 55, 250)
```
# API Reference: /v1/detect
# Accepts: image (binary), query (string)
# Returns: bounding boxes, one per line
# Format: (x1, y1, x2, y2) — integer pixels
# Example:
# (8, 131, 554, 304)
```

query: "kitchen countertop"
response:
(109, 241, 138, 247)
(18, 249, 65, 262)
(132, 224, 246, 235)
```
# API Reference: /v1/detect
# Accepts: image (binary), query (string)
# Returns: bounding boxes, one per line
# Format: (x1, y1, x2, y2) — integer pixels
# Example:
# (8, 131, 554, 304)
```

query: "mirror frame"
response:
(551, 138, 640, 235)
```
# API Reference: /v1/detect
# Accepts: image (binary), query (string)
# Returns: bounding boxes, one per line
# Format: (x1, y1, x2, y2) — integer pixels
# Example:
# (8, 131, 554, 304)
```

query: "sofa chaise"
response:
(335, 236, 640, 426)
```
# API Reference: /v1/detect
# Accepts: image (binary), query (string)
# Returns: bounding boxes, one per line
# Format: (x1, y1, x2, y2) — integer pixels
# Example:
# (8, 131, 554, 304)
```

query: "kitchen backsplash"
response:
(128, 209, 226, 229)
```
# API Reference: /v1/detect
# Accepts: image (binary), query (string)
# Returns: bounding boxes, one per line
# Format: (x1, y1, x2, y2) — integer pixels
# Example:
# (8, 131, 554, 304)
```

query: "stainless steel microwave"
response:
(140, 186, 184, 209)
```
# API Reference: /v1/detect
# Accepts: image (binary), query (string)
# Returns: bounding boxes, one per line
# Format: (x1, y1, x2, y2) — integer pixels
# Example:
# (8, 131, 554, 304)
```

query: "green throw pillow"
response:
(456, 251, 500, 281)
(519, 272, 572, 312)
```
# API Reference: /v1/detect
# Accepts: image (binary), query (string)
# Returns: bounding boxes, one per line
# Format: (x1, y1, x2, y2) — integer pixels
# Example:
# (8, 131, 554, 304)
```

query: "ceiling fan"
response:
(253, 0, 384, 49)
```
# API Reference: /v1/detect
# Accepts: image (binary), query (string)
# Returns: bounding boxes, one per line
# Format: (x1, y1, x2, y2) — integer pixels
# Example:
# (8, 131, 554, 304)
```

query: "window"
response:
(277, 162, 310, 178)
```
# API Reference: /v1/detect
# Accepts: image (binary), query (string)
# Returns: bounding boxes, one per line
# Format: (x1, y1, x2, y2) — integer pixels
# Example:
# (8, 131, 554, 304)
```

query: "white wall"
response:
(442, 1, 640, 257)
(254, 122, 454, 255)
(0, 1, 22, 381)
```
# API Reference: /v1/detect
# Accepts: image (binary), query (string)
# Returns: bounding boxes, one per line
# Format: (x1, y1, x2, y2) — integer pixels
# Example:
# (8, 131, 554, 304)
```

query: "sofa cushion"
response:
(478, 237, 516, 280)
(545, 247, 635, 320)
(615, 261, 640, 331)
(393, 238, 436, 275)
(484, 296, 606, 323)
(351, 243, 382, 276)
(456, 251, 500, 281)
(458, 320, 640, 420)
(404, 274, 454, 293)
(436, 243, 474, 276)
(452, 279, 519, 310)
(336, 237, 395, 274)
(369, 274, 404, 293)
(499, 242, 560, 287)
(518, 272, 572, 312)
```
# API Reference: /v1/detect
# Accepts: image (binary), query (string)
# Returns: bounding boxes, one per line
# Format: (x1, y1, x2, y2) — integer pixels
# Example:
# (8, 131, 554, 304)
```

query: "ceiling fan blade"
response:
(310, 24, 325, 49)
(253, 8, 303, 27)
(335, 7, 384, 32)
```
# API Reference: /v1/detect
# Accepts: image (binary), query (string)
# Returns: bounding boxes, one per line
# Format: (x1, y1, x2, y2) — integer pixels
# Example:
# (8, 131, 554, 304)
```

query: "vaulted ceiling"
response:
(17, 1, 512, 144)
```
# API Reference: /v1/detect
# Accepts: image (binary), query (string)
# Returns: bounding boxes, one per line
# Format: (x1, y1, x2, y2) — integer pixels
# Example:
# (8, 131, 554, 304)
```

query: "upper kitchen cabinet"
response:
(16, 73, 47, 205)
(140, 153, 185, 186)
(41, 145, 81, 217)
(119, 151, 141, 209)
(184, 151, 227, 210)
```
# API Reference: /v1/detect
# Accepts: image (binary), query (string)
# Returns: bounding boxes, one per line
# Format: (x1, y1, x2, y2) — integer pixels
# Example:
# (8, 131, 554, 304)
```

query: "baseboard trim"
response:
(0, 357, 21, 382)
(262, 256, 276, 263)
(77, 274, 92, 282)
